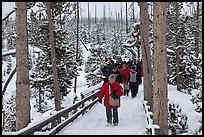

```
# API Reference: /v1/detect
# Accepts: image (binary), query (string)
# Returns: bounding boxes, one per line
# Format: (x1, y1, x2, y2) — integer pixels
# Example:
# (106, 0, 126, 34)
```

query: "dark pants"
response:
(124, 90, 130, 96)
(129, 82, 139, 98)
(106, 107, 118, 124)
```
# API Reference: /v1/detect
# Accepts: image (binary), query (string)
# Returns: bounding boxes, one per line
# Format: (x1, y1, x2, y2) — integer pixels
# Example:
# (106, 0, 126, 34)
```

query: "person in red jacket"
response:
(119, 61, 131, 96)
(98, 74, 124, 126)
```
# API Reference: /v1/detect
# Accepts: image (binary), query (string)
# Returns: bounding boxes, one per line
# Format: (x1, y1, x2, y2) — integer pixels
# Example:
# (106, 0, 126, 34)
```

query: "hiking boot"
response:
(113, 123, 118, 126)
(106, 122, 112, 126)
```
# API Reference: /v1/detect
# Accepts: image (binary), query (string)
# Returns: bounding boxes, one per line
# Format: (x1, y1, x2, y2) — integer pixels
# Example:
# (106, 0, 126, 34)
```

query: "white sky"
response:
(2, 2, 195, 21)
(2, 42, 201, 135)
(2, 2, 139, 20)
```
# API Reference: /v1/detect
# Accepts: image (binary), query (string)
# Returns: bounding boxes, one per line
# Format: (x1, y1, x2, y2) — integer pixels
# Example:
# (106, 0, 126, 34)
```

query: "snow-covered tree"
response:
(28, 2, 78, 108)
(4, 95, 16, 132)
(166, 2, 202, 92)
(85, 43, 107, 86)
(2, 17, 16, 76)
(168, 103, 188, 135)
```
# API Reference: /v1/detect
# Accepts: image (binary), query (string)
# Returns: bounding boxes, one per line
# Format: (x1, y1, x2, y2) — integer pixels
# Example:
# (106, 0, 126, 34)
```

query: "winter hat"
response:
(109, 74, 116, 79)
(113, 64, 118, 69)
(131, 65, 137, 70)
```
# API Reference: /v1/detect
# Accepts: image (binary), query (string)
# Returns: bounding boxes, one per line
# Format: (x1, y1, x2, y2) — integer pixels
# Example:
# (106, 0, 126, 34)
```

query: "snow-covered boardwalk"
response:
(57, 87, 147, 135)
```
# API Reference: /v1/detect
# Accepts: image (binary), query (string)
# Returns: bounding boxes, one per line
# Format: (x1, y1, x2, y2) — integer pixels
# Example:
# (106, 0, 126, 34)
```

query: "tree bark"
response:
(74, 2, 79, 94)
(153, 2, 168, 135)
(15, 2, 30, 131)
(46, 2, 61, 111)
(126, 2, 128, 34)
(175, 2, 181, 91)
(140, 2, 153, 111)
(195, 2, 200, 57)
(88, 2, 90, 31)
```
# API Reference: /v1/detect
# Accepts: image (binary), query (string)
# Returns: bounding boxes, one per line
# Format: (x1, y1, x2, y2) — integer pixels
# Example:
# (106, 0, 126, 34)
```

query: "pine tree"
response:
(28, 2, 78, 105)
(168, 103, 188, 135)
(4, 95, 16, 132)
(166, 2, 200, 91)
(85, 43, 107, 87)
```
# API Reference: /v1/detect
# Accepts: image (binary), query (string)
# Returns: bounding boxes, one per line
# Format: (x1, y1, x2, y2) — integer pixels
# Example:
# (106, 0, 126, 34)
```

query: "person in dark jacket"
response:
(110, 65, 122, 84)
(101, 58, 114, 84)
(98, 74, 124, 126)
(128, 66, 141, 98)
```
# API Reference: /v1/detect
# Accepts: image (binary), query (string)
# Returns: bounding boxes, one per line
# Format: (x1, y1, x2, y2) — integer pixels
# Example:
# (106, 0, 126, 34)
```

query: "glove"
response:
(98, 99, 102, 104)
(111, 91, 119, 99)
(112, 90, 117, 95)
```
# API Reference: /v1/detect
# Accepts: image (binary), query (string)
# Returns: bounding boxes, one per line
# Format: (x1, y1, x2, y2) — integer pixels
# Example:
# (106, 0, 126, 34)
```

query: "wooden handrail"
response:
(13, 88, 101, 135)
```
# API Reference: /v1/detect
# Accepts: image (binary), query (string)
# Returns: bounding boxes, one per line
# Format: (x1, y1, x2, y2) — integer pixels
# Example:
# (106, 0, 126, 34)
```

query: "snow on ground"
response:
(57, 85, 147, 135)
(168, 85, 201, 134)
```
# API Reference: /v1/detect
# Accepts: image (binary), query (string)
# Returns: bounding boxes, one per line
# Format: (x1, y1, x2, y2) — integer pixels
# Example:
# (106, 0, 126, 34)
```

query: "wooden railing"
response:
(11, 87, 101, 135)
(143, 100, 160, 135)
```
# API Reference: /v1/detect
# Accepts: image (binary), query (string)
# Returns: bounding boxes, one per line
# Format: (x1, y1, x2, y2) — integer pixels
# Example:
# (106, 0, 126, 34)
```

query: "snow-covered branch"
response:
(2, 9, 16, 22)
(2, 67, 16, 95)
(122, 40, 137, 48)
(2, 49, 16, 57)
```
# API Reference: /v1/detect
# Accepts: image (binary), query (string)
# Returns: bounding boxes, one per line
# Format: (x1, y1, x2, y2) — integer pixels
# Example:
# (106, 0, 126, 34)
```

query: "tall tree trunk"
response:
(95, 4, 97, 24)
(88, 2, 90, 31)
(121, 2, 123, 28)
(126, 2, 128, 34)
(103, 4, 106, 28)
(140, 2, 153, 111)
(153, 2, 168, 135)
(195, 2, 199, 57)
(46, 2, 61, 112)
(175, 2, 181, 91)
(132, 3, 135, 22)
(15, 2, 30, 131)
(74, 2, 79, 94)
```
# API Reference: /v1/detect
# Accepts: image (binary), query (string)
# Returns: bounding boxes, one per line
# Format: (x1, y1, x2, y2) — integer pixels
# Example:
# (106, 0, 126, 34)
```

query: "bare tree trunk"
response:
(126, 2, 128, 34)
(103, 4, 106, 28)
(88, 2, 90, 31)
(140, 2, 153, 111)
(153, 2, 168, 135)
(15, 2, 30, 131)
(121, 2, 123, 28)
(195, 2, 200, 57)
(175, 2, 181, 91)
(74, 2, 79, 94)
(95, 4, 97, 24)
(46, 2, 61, 112)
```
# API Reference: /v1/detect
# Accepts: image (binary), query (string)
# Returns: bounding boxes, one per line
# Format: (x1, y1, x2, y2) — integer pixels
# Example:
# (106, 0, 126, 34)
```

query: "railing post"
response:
(11, 120, 16, 131)
(155, 127, 160, 135)
(50, 111, 57, 128)
(2, 110, 5, 131)
(143, 100, 160, 135)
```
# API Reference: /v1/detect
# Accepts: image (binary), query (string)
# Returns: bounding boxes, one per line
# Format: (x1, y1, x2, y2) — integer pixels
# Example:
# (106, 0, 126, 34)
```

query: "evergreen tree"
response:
(166, 2, 201, 91)
(85, 43, 107, 86)
(28, 2, 78, 108)
(168, 103, 188, 135)
(4, 95, 16, 132)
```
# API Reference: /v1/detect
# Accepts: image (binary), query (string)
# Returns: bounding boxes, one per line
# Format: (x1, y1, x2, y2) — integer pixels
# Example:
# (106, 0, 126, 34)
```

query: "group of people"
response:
(101, 57, 143, 98)
(98, 57, 143, 126)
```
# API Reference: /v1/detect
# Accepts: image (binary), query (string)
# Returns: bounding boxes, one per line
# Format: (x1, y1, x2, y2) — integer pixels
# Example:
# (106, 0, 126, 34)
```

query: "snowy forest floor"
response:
(57, 84, 147, 135)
